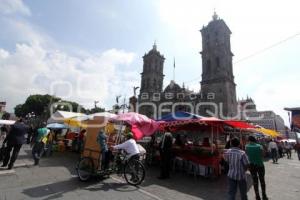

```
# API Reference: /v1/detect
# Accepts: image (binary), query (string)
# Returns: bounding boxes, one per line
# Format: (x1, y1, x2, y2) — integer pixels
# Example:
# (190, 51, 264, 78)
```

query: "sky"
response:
(0, 0, 299, 125)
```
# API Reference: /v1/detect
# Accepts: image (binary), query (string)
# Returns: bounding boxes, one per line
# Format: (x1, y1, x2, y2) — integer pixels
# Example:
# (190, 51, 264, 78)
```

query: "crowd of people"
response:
(0, 118, 88, 169)
(223, 135, 300, 200)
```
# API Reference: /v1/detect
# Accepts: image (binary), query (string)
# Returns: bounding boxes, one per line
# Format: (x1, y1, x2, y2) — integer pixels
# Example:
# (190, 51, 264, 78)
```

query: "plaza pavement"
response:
(0, 145, 300, 200)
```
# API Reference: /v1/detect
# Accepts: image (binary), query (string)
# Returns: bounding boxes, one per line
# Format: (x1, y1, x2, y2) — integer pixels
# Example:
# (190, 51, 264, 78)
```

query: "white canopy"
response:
(88, 112, 117, 119)
(0, 119, 16, 125)
(47, 110, 86, 124)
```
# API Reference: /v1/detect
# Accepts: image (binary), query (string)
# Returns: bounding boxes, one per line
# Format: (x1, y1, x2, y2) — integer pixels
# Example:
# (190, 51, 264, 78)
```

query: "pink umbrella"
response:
(110, 112, 160, 140)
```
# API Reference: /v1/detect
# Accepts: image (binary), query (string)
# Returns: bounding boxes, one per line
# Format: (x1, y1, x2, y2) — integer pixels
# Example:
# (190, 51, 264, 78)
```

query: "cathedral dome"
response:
(164, 80, 182, 93)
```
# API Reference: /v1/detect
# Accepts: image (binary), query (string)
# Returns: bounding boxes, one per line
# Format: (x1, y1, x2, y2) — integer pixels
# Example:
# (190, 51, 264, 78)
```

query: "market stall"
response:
(156, 112, 255, 177)
(62, 112, 116, 155)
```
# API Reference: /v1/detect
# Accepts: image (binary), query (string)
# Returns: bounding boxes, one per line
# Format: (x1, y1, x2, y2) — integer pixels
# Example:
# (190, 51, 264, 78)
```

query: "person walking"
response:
(158, 132, 173, 180)
(284, 141, 292, 159)
(1, 118, 27, 169)
(246, 136, 268, 200)
(224, 137, 249, 200)
(268, 140, 278, 163)
(27, 125, 34, 144)
(0, 126, 8, 142)
(278, 141, 283, 158)
(31, 125, 49, 165)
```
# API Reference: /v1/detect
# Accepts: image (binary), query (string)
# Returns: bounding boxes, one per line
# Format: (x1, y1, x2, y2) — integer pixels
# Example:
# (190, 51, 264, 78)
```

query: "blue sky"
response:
(0, 0, 299, 125)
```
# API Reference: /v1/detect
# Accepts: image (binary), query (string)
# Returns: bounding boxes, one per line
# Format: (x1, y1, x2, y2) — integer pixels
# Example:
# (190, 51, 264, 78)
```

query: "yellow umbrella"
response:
(63, 116, 89, 128)
(255, 127, 280, 138)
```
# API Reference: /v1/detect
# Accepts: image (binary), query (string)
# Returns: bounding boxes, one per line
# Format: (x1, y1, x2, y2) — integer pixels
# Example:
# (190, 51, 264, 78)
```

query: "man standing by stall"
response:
(224, 137, 249, 200)
(246, 136, 268, 200)
(97, 129, 110, 171)
(158, 132, 173, 180)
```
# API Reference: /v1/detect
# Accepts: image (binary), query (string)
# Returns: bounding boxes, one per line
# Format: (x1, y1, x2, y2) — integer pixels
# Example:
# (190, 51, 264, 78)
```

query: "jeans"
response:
(32, 142, 45, 165)
(249, 164, 267, 199)
(286, 149, 291, 159)
(228, 178, 248, 200)
(101, 150, 111, 170)
(2, 144, 22, 168)
(271, 149, 278, 163)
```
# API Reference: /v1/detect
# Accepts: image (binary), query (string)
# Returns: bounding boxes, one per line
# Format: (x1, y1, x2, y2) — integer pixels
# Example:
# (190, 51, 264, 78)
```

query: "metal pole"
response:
(211, 126, 214, 153)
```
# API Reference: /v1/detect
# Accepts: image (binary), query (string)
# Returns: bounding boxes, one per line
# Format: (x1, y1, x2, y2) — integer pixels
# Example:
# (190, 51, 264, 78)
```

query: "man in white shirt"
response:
(268, 140, 278, 163)
(112, 132, 140, 160)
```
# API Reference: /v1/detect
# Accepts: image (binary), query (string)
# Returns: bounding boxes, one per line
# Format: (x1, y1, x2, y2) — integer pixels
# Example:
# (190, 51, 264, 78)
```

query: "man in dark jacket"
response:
(1, 118, 27, 169)
(158, 132, 173, 179)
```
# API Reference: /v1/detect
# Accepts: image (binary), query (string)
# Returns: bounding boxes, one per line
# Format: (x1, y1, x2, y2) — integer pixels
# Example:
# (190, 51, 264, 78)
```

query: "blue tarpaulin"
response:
(157, 111, 203, 122)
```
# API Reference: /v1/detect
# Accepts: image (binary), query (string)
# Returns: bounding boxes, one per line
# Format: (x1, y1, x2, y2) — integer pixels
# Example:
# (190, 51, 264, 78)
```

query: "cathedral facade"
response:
(137, 13, 237, 119)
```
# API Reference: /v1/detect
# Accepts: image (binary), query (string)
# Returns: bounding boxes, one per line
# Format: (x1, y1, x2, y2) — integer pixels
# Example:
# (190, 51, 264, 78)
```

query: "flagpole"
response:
(173, 57, 175, 81)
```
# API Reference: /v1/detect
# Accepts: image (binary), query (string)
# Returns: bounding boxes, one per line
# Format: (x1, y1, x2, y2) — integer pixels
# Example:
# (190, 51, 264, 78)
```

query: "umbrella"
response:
(63, 112, 117, 128)
(110, 112, 160, 140)
(157, 111, 202, 122)
(46, 123, 68, 129)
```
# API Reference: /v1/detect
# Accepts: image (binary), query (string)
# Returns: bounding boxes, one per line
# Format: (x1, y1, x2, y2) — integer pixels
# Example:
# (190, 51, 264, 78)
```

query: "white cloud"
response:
(0, 0, 138, 112)
(0, 0, 31, 16)
(0, 49, 9, 58)
(0, 43, 137, 112)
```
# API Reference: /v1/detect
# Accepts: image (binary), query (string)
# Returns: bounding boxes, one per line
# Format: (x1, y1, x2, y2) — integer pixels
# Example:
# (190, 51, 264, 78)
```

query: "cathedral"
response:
(137, 13, 237, 119)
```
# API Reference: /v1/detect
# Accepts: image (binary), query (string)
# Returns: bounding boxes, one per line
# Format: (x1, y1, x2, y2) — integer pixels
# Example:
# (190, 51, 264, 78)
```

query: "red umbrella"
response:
(110, 112, 160, 140)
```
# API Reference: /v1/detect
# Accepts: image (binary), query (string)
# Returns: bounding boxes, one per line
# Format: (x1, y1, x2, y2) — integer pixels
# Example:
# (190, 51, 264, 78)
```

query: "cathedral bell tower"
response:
(200, 12, 237, 118)
(138, 43, 165, 117)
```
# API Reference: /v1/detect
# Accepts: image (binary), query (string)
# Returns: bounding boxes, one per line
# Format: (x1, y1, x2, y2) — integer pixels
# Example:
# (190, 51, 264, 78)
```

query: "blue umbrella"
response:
(157, 111, 203, 122)
(46, 123, 68, 129)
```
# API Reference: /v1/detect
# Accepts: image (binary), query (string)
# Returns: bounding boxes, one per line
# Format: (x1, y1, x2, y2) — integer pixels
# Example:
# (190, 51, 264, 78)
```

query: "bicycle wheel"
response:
(123, 159, 145, 186)
(77, 157, 94, 181)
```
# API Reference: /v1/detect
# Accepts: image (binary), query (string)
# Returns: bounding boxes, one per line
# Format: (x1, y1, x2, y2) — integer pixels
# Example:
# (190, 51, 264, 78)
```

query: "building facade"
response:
(138, 13, 237, 119)
(238, 97, 286, 135)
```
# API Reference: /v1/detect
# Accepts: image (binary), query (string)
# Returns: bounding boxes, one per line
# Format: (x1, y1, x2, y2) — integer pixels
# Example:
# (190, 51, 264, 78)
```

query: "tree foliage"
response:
(1, 112, 10, 120)
(14, 94, 86, 119)
(86, 107, 105, 114)
(14, 94, 105, 119)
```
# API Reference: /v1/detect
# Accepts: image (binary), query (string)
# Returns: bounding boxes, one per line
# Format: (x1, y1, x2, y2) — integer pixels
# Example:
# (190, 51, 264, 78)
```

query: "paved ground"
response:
(0, 145, 300, 200)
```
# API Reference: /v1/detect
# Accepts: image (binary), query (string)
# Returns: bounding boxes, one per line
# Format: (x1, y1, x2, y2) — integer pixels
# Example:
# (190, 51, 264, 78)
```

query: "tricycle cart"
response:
(75, 116, 145, 186)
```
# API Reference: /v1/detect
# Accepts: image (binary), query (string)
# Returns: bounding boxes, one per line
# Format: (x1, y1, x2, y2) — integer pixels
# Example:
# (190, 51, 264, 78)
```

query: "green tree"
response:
(86, 107, 105, 114)
(1, 112, 10, 120)
(14, 94, 86, 119)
